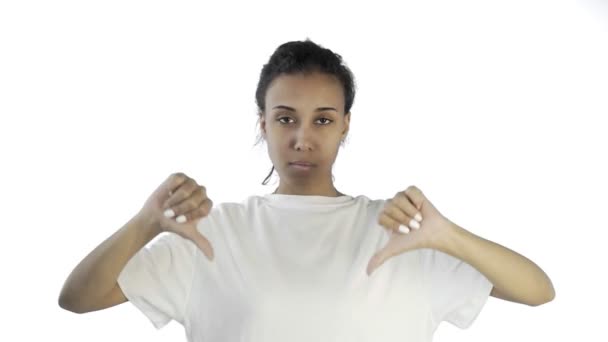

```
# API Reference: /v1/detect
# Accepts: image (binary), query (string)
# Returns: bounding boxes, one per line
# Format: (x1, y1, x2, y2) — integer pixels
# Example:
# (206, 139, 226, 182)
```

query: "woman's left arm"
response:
(436, 222, 556, 306)
(370, 186, 555, 307)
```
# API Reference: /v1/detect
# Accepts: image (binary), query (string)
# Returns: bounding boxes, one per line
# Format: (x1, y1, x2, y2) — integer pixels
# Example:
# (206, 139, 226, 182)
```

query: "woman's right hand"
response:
(136, 172, 215, 261)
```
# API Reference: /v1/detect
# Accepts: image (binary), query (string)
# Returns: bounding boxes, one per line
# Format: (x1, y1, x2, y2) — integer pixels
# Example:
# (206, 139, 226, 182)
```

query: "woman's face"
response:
(259, 71, 350, 189)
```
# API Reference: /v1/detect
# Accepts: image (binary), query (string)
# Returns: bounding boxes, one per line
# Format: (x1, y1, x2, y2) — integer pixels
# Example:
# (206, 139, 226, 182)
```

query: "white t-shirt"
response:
(117, 193, 493, 342)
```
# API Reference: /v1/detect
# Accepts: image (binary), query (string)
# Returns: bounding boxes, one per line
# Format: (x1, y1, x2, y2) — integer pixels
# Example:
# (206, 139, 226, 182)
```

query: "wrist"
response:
(132, 212, 163, 237)
(429, 220, 463, 254)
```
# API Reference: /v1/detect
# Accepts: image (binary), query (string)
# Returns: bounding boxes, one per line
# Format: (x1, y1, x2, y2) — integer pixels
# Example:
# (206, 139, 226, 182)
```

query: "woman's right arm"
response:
(58, 172, 214, 314)
(58, 214, 162, 314)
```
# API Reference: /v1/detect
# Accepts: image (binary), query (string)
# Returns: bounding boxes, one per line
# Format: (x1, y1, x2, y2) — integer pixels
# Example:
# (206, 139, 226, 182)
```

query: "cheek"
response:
(266, 143, 283, 162)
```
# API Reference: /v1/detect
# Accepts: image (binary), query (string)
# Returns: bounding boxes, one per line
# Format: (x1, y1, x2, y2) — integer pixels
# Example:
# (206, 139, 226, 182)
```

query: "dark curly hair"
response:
(253, 38, 357, 186)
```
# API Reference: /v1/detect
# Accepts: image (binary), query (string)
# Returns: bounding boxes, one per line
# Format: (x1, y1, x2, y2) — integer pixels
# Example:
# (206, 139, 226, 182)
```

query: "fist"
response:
(137, 172, 215, 260)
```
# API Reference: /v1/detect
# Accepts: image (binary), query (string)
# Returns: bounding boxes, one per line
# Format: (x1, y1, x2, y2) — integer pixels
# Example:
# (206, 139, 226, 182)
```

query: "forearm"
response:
(435, 222, 555, 306)
(58, 214, 161, 311)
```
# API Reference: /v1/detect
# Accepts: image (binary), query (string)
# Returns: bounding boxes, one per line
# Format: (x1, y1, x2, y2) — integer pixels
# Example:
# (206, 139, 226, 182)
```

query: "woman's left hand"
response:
(367, 186, 454, 276)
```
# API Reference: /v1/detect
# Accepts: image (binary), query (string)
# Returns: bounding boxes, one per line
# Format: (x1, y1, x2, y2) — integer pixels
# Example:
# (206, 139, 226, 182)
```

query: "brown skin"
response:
(259, 71, 350, 197)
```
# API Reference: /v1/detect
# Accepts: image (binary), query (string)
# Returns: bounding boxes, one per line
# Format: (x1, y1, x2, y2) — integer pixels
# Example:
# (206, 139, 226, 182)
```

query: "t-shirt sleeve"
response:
(419, 248, 493, 329)
(117, 231, 198, 330)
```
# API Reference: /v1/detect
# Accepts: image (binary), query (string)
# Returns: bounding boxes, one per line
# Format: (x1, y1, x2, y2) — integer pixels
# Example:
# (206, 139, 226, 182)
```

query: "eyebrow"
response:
(272, 105, 337, 112)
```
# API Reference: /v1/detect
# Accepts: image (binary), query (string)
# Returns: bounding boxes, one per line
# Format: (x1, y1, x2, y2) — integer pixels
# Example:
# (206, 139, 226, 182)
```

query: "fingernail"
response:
(414, 212, 423, 222)
(176, 215, 187, 223)
(409, 219, 420, 230)
(398, 224, 410, 234)
(164, 209, 175, 218)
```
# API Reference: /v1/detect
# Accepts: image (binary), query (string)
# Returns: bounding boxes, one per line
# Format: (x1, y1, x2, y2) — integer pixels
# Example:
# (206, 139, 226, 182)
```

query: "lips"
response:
(290, 161, 314, 166)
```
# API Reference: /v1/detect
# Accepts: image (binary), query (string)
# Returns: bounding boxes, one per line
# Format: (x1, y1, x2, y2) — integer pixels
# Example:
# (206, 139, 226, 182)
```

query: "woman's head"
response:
(254, 39, 357, 195)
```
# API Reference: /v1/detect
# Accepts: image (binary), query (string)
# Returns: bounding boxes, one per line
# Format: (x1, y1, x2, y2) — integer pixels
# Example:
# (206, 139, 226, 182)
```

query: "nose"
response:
(293, 126, 314, 151)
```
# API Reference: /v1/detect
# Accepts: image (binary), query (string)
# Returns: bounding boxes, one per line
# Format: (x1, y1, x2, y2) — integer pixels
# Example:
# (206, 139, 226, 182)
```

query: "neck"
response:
(272, 186, 344, 197)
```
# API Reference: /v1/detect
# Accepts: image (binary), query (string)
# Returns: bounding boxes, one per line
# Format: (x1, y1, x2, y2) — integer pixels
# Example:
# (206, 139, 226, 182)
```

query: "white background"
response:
(1, 0, 607, 341)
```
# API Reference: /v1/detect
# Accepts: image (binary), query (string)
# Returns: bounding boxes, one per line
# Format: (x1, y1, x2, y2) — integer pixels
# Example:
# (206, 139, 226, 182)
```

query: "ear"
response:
(342, 112, 350, 140)
(259, 113, 266, 138)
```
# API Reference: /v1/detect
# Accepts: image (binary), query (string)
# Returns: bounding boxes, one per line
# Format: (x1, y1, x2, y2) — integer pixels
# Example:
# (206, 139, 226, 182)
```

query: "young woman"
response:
(59, 39, 555, 342)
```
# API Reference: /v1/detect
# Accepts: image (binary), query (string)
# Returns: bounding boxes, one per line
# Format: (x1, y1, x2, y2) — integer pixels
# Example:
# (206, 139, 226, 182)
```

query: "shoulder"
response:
(357, 195, 387, 212)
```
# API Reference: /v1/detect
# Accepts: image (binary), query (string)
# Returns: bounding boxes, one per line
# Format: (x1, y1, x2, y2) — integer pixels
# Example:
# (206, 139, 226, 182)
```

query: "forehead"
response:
(265, 72, 344, 108)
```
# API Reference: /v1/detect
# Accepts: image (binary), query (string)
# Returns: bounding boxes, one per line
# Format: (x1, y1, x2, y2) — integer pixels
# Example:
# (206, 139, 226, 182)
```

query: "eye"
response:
(317, 118, 333, 125)
(277, 116, 294, 124)
(276, 116, 333, 125)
